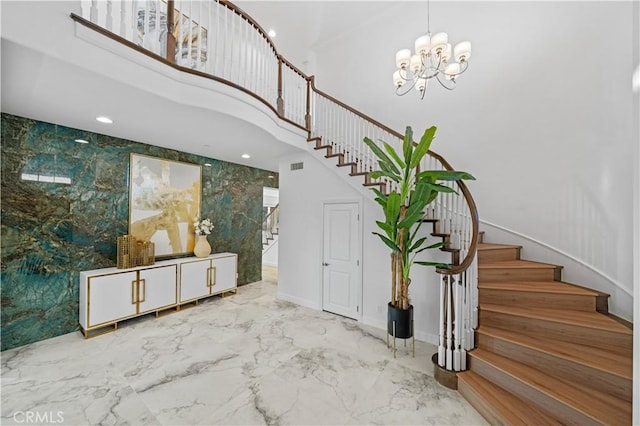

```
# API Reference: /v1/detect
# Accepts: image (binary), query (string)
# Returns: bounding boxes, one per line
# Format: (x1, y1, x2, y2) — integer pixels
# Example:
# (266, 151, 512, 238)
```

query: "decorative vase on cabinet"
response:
(194, 235, 211, 257)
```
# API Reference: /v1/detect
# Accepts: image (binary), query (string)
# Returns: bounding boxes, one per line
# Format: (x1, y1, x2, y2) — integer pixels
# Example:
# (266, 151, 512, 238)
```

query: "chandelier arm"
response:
(397, 68, 416, 82)
(434, 73, 456, 90)
(417, 65, 440, 80)
(396, 78, 419, 96)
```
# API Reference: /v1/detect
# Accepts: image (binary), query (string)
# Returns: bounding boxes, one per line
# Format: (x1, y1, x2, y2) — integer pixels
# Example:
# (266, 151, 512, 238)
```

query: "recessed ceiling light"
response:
(268, 29, 276, 38)
(268, 175, 275, 178)
(96, 116, 113, 124)
(74, 139, 89, 144)
(241, 154, 251, 159)
(204, 163, 212, 167)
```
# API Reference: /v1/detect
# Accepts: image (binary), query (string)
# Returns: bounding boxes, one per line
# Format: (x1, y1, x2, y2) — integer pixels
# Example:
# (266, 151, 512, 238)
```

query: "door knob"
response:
(323, 262, 329, 266)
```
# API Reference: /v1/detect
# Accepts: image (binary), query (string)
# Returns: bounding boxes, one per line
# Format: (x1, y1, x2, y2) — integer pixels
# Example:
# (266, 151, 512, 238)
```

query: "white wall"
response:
(312, 1, 636, 320)
(278, 149, 452, 344)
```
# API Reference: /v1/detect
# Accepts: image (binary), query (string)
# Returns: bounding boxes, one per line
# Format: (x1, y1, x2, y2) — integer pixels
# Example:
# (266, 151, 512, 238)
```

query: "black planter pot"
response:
(387, 302, 414, 339)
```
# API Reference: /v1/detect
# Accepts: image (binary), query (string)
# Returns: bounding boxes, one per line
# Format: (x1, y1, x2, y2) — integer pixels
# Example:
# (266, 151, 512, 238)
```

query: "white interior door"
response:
(322, 202, 360, 319)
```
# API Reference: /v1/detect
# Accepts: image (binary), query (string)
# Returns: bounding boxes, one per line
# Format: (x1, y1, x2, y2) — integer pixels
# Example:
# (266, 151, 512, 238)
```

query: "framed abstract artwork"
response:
(129, 154, 202, 257)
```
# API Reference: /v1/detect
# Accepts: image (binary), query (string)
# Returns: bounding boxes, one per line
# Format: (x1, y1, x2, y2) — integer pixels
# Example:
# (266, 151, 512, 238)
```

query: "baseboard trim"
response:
(276, 292, 320, 310)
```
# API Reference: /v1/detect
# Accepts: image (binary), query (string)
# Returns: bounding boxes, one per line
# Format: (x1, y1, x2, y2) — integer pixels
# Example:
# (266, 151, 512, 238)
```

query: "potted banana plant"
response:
(363, 126, 474, 344)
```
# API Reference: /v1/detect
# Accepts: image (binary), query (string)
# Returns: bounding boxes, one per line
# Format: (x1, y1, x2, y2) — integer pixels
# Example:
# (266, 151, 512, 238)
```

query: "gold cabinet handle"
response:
(131, 280, 137, 304)
(212, 266, 217, 287)
(206, 267, 211, 288)
(139, 278, 146, 303)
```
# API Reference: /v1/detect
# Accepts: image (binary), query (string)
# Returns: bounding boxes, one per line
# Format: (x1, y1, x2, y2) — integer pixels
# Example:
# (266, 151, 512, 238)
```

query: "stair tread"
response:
(481, 304, 632, 334)
(479, 259, 562, 270)
(477, 326, 632, 379)
(479, 280, 607, 296)
(478, 243, 522, 251)
(458, 370, 562, 425)
(470, 349, 631, 424)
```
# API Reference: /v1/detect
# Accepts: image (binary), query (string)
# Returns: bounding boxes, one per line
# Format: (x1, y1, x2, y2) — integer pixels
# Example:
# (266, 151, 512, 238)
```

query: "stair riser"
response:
(468, 355, 601, 426)
(479, 267, 561, 282)
(458, 374, 562, 425)
(457, 377, 508, 425)
(479, 289, 597, 312)
(478, 248, 520, 262)
(477, 332, 631, 402)
(479, 310, 632, 355)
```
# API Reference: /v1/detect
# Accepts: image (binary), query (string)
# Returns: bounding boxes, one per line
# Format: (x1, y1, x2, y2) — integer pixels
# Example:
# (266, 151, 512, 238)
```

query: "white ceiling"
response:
(234, 1, 401, 70)
(0, 1, 471, 172)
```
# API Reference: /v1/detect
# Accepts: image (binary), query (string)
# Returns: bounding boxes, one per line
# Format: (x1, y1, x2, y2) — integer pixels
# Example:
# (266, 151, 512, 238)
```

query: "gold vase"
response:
(194, 235, 211, 257)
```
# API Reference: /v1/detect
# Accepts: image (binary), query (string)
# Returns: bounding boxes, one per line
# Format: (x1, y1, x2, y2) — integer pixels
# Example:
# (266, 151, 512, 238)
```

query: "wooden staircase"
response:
(458, 235, 633, 425)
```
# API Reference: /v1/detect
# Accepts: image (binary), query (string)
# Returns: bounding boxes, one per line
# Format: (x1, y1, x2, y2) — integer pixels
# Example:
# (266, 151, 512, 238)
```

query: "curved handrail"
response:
(72, 1, 478, 276)
(310, 78, 479, 275)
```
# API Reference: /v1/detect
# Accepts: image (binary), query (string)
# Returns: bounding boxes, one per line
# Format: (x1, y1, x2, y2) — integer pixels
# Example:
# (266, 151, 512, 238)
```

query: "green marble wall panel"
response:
(1, 113, 278, 351)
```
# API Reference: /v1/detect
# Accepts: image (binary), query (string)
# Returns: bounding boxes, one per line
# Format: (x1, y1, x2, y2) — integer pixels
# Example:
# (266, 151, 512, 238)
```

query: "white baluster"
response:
(197, 0, 202, 70)
(120, 1, 127, 38)
(453, 274, 462, 371)
(106, 0, 113, 31)
(438, 274, 446, 367)
(460, 272, 468, 370)
(446, 276, 453, 370)
(131, 0, 137, 44)
(90, 0, 98, 23)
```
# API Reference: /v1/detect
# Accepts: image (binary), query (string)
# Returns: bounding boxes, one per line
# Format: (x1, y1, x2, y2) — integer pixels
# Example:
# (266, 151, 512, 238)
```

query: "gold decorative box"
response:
(117, 235, 137, 269)
(136, 240, 155, 266)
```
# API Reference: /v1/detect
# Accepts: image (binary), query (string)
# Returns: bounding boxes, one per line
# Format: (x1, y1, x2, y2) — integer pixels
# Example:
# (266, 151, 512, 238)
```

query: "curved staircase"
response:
(458, 235, 632, 425)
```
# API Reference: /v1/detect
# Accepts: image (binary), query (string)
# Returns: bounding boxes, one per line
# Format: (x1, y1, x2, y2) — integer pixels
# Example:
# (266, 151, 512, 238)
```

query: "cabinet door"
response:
(88, 271, 138, 327)
(179, 259, 211, 302)
(211, 255, 237, 294)
(138, 265, 177, 314)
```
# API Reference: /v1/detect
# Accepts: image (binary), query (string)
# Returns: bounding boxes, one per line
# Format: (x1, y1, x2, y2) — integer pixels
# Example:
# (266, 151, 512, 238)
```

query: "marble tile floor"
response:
(1, 277, 486, 426)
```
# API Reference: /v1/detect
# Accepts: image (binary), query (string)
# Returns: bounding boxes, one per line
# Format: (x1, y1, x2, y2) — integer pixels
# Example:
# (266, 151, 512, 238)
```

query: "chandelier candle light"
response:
(393, 1, 471, 98)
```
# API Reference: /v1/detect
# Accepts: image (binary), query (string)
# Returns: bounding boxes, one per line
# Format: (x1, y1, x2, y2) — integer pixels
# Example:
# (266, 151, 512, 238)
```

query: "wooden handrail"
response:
(69, 13, 307, 133)
(71, 1, 479, 276)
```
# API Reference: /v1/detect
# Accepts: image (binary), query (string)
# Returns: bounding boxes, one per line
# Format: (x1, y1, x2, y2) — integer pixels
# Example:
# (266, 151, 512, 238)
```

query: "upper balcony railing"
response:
(74, 0, 479, 373)
(74, 0, 478, 273)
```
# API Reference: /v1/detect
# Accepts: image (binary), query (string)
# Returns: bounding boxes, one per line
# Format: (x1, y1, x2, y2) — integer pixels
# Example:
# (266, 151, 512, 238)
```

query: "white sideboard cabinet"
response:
(179, 254, 237, 303)
(79, 253, 237, 338)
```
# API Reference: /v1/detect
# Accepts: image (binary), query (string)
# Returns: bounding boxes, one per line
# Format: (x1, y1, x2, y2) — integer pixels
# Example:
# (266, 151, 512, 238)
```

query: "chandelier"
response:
(393, 1, 471, 99)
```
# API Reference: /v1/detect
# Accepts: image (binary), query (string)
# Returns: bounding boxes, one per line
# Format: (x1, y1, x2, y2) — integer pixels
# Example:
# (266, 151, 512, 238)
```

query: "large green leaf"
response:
(397, 211, 425, 229)
(402, 127, 414, 175)
(417, 170, 476, 181)
(372, 188, 387, 200)
(363, 137, 400, 175)
(373, 232, 401, 252)
(409, 237, 427, 252)
(414, 241, 445, 254)
(409, 126, 437, 169)
(377, 161, 402, 182)
(370, 170, 400, 182)
(375, 221, 395, 237)
(404, 199, 428, 222)
(415, 261, 451, 269)
(385, 192, 401, 223)
(421, 182, 457, 194)
(383, 142, 405, 169)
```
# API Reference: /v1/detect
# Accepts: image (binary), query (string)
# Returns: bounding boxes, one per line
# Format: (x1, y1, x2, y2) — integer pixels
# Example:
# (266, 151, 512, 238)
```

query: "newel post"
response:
(277, 55, 284, 116)
(166, 0, 177, 63)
